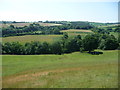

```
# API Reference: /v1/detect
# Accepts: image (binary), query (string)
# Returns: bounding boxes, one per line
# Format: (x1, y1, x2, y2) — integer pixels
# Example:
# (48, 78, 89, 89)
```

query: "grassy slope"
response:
(61, 29, 93, 38)
(2, 29, 93, 43)
(60, 29, 93, 33)
(2, 50, 118, 88)
(2, 35, 62, 44)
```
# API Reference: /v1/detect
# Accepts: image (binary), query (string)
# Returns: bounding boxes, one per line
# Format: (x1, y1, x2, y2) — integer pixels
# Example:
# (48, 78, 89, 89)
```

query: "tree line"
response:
(2, 33, 119, 55)
(91, 24, 120, 34)
(2, 22, 93, 37)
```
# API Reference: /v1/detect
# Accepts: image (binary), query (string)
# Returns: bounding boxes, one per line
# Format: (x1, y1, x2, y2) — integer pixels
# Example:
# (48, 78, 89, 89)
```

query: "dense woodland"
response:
(1, 21, 120, 55)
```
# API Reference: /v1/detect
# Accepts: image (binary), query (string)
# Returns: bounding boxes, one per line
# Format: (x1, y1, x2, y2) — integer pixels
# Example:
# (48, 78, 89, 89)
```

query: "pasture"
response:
(2, 29, 93, 43)
(60, 29, 93, 33)
(60, 29, 93, 38)
(2, 35, 62, 44)
(2, 50, 118, 88)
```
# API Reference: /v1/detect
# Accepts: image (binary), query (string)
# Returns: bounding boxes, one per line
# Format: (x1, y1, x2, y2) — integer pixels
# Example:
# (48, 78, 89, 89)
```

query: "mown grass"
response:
(2, 50, 118, 88)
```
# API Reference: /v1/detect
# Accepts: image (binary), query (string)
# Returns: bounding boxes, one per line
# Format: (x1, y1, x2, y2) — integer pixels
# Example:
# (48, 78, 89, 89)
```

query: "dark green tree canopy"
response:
(82, 34, 100, 52)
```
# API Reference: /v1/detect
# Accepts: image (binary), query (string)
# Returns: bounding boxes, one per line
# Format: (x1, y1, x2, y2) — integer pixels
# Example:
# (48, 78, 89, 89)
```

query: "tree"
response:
(24, 42, 32, 55)
(99, 36, 119, 50)
(2, 42, 24, 54)
(53, 29, 61, 34)
(11, 42, 24, 54)
(10, 25, 15, 28)
(64, 37, 82, 53)
(82, 34, 100, 52)
(75, 35, 81, 40)
(50, 41, 62, 54)
(118, 34, 120, 43)
(62, 32, 68, 40)
(30, 41, 40, 54)
(0, 42, 2, 54)
(64, 39, 76, 53)
(2, 42, 12, 54)
(114, 27, 120, 32)
(41, 42, 50, 54)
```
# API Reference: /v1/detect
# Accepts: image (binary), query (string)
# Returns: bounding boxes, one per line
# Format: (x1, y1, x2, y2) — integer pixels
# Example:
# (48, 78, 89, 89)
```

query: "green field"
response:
(60, 29, 93, 33)
(2, 50, 118, 88)
(2, 29, 93, 43)
(2, 35, 62, 44)
(60, 29, 93, 38)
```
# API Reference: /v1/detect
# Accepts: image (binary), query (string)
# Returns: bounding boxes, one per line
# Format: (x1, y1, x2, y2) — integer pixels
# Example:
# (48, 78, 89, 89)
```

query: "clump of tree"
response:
(99, 35, 119, 50)
(114, 27, 120, 32)
(92, 27, 110, 34)
(2, 33, 119, 55)
(2, 34, 82, 55)
(50, 41, 63, 55)
(82, 34, 100, 52)
(63, 35, 82, 53)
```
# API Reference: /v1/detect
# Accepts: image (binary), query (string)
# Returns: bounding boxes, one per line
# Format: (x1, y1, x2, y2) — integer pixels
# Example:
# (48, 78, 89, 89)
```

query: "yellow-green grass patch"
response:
(60, 29, 93, 38)
(2, 35, 62, 44)
(60, 29, 93, 33)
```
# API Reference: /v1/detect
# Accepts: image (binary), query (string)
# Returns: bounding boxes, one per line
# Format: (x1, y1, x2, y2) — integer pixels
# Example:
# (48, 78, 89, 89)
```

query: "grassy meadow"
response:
(60, 29, 93, 33)
(61, 29, 93, 38)
(2, 35, 62, 44)
(2, 29, 93, 44)
(2, 50, 118, 88)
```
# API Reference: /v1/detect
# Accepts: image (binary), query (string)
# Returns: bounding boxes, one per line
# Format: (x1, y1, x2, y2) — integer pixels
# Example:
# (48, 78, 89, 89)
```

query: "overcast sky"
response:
(0, 0, 119, 23)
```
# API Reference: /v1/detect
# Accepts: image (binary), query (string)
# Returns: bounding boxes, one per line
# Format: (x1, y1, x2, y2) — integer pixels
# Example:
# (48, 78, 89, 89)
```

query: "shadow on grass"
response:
(88, 51, 103, 55)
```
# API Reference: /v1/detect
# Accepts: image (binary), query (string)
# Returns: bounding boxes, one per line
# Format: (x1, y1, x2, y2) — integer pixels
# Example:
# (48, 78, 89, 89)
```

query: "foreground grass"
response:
(2, 50, 118, 88)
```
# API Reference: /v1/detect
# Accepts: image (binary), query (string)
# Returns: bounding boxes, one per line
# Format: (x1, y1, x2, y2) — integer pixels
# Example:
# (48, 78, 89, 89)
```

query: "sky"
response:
(0, 0, 119, 23)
